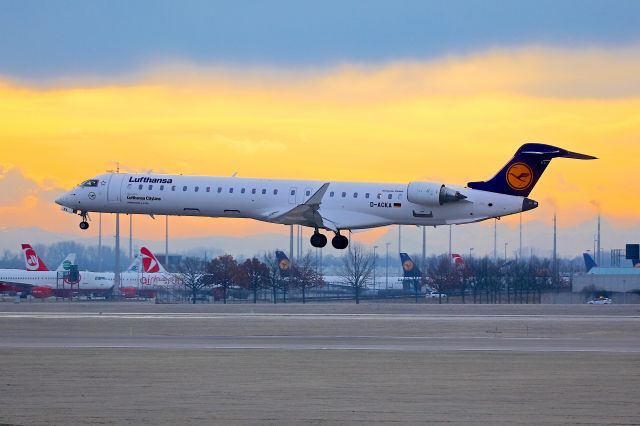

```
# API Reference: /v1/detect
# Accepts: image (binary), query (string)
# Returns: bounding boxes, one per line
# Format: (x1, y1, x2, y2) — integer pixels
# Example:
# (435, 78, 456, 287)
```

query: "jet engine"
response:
(407, 182, 467, 206)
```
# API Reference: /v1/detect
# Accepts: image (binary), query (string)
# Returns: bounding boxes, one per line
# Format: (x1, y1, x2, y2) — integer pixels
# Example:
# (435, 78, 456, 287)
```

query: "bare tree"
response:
(427, 255, 457, 304)
(207, 254, 238, 304)
(237, 257, 269, 303)
(340, 243, 374, 304)
(177, 257, 208, 304)
(262, 252, 283, 304)
(291, 251, 324, 304)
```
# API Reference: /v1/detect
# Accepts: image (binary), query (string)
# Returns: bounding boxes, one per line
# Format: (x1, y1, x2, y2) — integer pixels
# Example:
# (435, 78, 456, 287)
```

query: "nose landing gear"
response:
(331, 232, 349, 250)
(79, 212, 90, 230)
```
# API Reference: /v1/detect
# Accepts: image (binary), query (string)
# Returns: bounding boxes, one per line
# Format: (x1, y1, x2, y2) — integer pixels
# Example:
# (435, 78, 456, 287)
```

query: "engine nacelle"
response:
(407, 182, 467, 206)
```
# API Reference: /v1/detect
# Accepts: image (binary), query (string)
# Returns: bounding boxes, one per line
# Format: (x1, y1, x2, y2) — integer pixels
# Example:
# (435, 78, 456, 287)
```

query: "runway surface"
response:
(1, 310, 639, 353)
(1, 303, 638, 425)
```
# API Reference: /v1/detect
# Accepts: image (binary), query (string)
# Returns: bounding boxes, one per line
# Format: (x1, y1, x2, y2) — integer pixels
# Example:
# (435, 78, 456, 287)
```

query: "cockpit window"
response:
(81, 179, 98, 187)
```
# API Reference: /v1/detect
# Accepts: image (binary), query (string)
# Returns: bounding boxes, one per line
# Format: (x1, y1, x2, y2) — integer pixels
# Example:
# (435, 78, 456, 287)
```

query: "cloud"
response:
(0, 45, 639, 255)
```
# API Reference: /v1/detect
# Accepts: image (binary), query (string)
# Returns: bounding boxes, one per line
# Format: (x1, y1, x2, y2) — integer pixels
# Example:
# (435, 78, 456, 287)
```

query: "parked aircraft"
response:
(56, 143, 595, 250)
(583, 253, 640, 275)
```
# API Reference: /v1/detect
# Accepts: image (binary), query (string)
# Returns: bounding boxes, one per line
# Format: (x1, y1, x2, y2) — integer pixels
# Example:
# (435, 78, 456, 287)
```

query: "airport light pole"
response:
(98, 213, 102, 271)
(114, 213, 121, 295)
(504, 242, 508, 261)
(165, 215, 169, 271)
(469, 247, 474, 259)
(385, 242, 390, 289)
(129, 214, 133, 260)
(519, 213, 523, 260)
(422, 226, 426, 274)
(448, 225, 452, 259)
(373, 245, 378, 290)
(493, 219, 497, 262)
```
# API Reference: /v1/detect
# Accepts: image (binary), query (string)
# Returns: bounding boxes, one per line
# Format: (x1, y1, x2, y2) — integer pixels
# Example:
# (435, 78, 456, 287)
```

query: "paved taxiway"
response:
(1, 303, 639, 425)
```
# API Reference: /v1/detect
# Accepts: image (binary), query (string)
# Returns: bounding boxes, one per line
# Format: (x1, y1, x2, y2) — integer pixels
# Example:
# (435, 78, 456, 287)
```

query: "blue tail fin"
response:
(275, 250, 291, 277)
(468, 143, 596, 197)
(400, 253, 422, 278)
(583, 253, 597, 272)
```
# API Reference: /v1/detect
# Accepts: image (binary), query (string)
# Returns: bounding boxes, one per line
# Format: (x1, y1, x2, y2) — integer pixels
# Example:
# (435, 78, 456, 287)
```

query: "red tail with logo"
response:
(21, 244, 49, 271)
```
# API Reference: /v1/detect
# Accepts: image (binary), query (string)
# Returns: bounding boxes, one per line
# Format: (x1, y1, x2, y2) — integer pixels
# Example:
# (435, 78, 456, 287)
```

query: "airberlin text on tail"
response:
(467, 143, 596, 197)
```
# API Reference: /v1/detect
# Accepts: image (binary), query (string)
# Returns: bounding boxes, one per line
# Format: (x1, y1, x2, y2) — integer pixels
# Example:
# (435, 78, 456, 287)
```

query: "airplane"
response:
(582, 253, 640, 275)
(56, 143, 595, 250)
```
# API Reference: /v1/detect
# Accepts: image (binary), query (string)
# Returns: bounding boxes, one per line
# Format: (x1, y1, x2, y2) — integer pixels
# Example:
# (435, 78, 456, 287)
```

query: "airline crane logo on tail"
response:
(402, 260, 414, 272)
(279, 259, 290, 270)
(506, 163, 533, 191)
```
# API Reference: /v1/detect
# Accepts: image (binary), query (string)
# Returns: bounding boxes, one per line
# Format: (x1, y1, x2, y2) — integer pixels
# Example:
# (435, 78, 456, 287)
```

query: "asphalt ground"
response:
(0, 303, 638, 425)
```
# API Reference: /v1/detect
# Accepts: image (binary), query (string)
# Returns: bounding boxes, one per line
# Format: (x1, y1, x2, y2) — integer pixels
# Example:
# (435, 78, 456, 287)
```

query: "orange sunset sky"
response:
(1, 3, 639, 257)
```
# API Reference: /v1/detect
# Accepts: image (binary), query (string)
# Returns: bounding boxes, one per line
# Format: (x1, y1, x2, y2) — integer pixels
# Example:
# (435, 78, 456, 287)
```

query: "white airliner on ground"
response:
(56, 144, 595, 249)
(0, 246, 179, 298)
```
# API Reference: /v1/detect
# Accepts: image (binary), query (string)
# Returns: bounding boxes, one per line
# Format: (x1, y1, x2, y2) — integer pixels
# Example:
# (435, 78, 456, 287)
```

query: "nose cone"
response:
(522, 197, 538, 212)
(55, 192, 73, 207)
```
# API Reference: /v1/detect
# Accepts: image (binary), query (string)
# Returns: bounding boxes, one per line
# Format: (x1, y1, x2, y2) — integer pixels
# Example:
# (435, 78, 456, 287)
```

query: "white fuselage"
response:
(0, 269, 180, 291)
(57, 173, 528, 230)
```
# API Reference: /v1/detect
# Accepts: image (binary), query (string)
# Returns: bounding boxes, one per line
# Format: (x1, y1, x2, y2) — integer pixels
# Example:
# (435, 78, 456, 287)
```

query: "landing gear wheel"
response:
(331, 234, 349, 250)
(79, 221, 89, 230)
(310, 232, 327, 248)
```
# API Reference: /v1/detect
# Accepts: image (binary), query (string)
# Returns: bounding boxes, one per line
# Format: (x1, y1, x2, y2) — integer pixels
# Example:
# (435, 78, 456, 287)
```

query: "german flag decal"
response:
(393, 203, 402, 208)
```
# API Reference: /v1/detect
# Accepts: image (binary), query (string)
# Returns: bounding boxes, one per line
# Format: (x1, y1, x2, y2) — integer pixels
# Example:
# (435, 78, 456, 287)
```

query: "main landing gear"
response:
(79, 212, 89, 230)
(309, 229, 349, 250)
(331, 233, 349, 250)
(310, 230, 327, 248)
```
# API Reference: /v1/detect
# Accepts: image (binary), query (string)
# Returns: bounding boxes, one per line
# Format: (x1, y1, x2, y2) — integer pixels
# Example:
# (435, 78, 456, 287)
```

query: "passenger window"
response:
(353, 192, 358, 198)
(171, 186, 176, 191)
(183, 186, 187, 192)
(195, 186, 199, 192)
(290, 189, 296, 196)
(273, 189, 278, 195)
(241, 188, 246, 194)
(127, 184, 132, 190)
(377, 193, 382, 199)
(217, 187, 222, 193)
(305, 190, 311, 196)
(251, 188, 256, 194)
(229, 188, 234, 194)
(148, 185, 153, 190)
(365, 193, 370, 199)
(160, 185, 164, 191)
(330, 191, 334, 197)
(138, 184, 143, 190)
(206, 187, 210, 192)
(261, 189, 266, 195)
(341, 192, 346, 198)
(387, 193, 392, 200)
